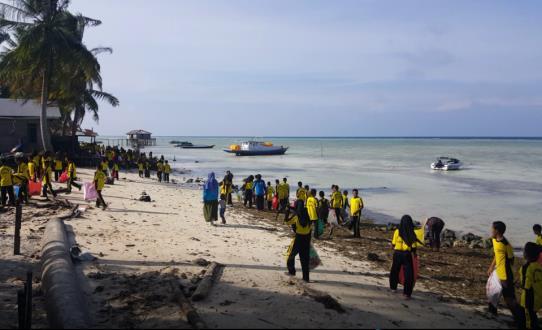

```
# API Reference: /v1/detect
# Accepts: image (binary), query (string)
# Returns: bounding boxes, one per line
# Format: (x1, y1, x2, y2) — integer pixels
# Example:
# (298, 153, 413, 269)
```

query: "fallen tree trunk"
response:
(191, 262, 222, 302)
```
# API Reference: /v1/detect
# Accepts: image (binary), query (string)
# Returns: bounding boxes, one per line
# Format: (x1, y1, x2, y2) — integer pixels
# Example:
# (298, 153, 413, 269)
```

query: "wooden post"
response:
(14, 203, 22, 255)
(17, 289, 25, 330)
(25, 271, 32, 329)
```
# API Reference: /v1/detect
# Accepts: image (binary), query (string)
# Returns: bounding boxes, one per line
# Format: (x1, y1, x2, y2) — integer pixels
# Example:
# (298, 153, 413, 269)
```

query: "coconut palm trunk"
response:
(40, 62, 53, 151)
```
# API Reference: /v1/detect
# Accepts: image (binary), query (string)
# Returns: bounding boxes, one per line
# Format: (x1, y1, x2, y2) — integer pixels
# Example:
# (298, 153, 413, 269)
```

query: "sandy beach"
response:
(0, 168, 508, 329)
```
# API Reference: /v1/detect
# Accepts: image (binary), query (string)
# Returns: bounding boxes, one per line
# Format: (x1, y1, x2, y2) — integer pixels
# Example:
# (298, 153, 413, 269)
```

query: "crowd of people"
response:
(203, 170, 542, 329)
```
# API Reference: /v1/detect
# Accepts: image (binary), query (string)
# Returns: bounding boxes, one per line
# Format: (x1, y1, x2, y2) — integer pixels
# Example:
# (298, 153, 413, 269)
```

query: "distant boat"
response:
(431, 157, 463, 171)
(176, 142, 215, 149)
(224, 141, 288, 156)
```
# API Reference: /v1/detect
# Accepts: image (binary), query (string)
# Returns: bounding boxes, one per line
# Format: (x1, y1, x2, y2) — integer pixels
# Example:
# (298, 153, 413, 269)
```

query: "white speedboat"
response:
(224, 141, 288, 156)
(431, 157, 463, 171)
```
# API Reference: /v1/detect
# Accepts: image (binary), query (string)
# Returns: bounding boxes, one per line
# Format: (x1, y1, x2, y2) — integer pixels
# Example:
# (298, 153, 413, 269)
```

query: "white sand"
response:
(60, 169, 506, 329)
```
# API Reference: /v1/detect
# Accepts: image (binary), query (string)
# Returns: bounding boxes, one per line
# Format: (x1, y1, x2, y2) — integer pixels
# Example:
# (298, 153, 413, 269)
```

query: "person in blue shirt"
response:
(203, 172, 219, 226)
(253, 174, 267, 211)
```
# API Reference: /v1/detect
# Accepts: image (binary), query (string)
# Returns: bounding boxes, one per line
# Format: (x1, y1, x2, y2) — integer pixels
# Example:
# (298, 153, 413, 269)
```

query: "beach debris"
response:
(460, 233, 483, 243)
(293, 278, 346, 314)
(367, 253, 383, 262)
(138, 192, 152, 202)
(191, 262, 223, 302)
(193, 258, 210, 267)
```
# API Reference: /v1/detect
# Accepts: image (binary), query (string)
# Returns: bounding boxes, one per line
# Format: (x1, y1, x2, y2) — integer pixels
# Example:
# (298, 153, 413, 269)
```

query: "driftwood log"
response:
(191, 262, 223, 302)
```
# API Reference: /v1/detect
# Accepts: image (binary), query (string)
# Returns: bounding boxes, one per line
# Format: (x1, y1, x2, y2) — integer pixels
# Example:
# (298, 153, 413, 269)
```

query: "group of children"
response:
(238, 175, 364, 239)
(137, 157, 172, 183)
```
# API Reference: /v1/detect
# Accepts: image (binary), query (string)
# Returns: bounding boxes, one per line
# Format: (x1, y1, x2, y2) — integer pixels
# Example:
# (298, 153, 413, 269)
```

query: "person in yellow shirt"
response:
(112, 161, 120, 180)
(389, 215, 422, 299)
(28, 158, 36, 182)
(266, 181, 275, 211)
(156, 161, 164, 183)
(54, 153, 64, 182)
(330, 185, 344, 225)
(533, 225, 542, 246)
(41, 160, 57, 199)
(0, 158, 16, 207)
(66, 159, 82, 193)
(276, 178, 290, 216)
(14, 156, 30, 204)
(487, 221, 522, 324)
(296, 182, 307, 202)
(306, 189, 321, 239)
(243, 176, 254, 208)
(164, 161, 171, 183)
(520, 242, 542, 329)
(285, 200, 315, 283)
(94, 164, 107, 210)
(350, 189, 364, 238)
(137, 160, 144, 178)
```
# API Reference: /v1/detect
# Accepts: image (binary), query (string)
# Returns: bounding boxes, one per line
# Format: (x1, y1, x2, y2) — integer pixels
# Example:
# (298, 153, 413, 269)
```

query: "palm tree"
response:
(0, 0, 103, 151)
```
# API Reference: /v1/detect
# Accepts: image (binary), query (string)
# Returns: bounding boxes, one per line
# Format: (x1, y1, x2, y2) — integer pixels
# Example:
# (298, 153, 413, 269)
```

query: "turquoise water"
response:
(101, 137, 542, 247)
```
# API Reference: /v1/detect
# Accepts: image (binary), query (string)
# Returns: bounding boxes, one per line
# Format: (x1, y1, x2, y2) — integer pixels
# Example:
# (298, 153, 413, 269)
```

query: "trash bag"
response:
(83, 182, 98, 201)
(13, 185, 20, 198)
(486, 270, 503, 308)
(106, 177, 115, 185)
(28, 181, 42, 196)
(399, 254, 420, 286)
(316, 219, 325, 237)
(59, 171, 69, 183)
(328, 210, 339, 227)
(272, 196, 279, 210)
(309, 244, 322, 270)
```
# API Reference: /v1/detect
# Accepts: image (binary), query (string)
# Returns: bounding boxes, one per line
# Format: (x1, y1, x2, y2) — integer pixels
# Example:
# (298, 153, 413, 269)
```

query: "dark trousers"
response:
(1, 186, 15, 206)
(278, 198, 288, 214)
(139, 170, 144, 178)
(227, 192, 233, 205)
(287, 233, 311, 282)
(390, 251, 415, 297)
(256, 195, 265, 211)
(96, 190, 106, 208)
(164, 173, 170, 183)
(334, 208, 344, 224)
(157, 171, 162, 182)
(267, 200, 273, 211)
(18, 183, 29, 204)
(42, 182, 57, 198)
(429, 223, 444, 249)
(54, 170, 62, 182)
(351, 215, 361, 237)
(68, 178, 82, 192)
(244, 190, 253, 208)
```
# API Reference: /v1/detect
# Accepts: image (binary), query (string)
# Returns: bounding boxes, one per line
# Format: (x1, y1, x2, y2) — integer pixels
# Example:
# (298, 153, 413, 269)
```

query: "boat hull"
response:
(431, 163, 462, 171)
(180, 145, 215, 149)
(224, 147, 288, 156)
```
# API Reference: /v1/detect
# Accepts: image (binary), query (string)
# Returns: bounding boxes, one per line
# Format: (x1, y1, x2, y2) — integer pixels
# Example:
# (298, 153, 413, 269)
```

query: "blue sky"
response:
(71, 0, 542, 136)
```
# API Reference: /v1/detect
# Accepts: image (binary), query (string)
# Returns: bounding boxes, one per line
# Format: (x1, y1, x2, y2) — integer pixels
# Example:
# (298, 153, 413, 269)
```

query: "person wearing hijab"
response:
(389, 215, 423, 299)
(203, 172, 219, 225)
(285, 199, 314, 282)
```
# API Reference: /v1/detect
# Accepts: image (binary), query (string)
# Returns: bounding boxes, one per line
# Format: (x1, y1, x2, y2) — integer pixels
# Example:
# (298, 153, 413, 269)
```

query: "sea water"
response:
(101, 136, 542, 248)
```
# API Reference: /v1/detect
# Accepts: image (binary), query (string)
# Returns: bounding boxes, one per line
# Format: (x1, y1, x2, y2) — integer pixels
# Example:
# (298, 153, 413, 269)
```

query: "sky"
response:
(70, 0, 542, 137)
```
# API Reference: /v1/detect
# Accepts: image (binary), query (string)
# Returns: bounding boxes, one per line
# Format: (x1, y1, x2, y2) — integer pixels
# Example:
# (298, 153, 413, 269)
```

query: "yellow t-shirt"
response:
(392, 229, 419, 252)
(296, 188, 307, 202)
(493, 238, 515, 281)
(113, 163, 119, 171)
(277, 183, 289, 200)
(42, 167, 52, 185)
(101, 162, 108, 171)
(94, 170, 106, 191)
(520, 262, 542, 312)
(286, 215, 312, 236)
(0, 166, 14, 187)
(350, 197, 364, 216)
(138, 163, 144, 171)
(245, 182, 253, 190)
(266, 186, 275, 201)
(164, 164, 171, 174)
(28, 162, 35, 179)
(17, 163, 30, 180)
(331, 191, 343, 208)
(157, 162, 164, 172)
(68, 163, 77, 178)
(55, 160, 63, 171)
(306, 196, 319, 221)
(536, 235, 542, 246)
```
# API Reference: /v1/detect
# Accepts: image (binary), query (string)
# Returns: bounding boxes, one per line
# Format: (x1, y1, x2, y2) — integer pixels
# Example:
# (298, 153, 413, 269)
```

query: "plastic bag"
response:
(28, 181, 42, 196)
(486, 270, 503, 308)
(272, 196, 279, 210)
(83, 182, 98, 201)
(399, 254, 420, 286)
(59, 171, 69, 183)
(309, 244, 322, 270)
(13, 185, 20, 197)
(316, 219, 325, 237)
(328, 210, 339, 227)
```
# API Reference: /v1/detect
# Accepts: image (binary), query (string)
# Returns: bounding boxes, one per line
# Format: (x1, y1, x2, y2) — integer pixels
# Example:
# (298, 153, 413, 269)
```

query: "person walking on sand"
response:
(389, 215, 423, 300)
(276, 178, 290, 216)
(54, 152, 63, 182)
(157, 160, 164, 183)
(224, 170, 234, 205)
(0, 158, 16, 207)
(331, 185, 344, 225)
(350, 189, 364, 238)
(203, 172, 219, 226)
(487, 221, 523, 325)
(285, 199, 315, 283)
(317, 191, 330, 239)
(42, 160, 57, 199)
(66, 158, 82, 194)
(253, 174, 266, 211)
(164, 161, 171, 183)
(219, 194, 227, 225)
(266, 181, 275, 211)
(307, 189, 319, 238)
(138, 159, 144, 178)
(425, 217, 445, 252)
(94, 164, 107, 210)
(14, 155, 30, 204)
(243, 175, 254, 208)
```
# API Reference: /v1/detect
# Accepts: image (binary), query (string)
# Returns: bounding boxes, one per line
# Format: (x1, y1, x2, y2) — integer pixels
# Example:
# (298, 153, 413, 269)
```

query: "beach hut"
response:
(0, 98, 61, 153)
(126, 129, 156, 147)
